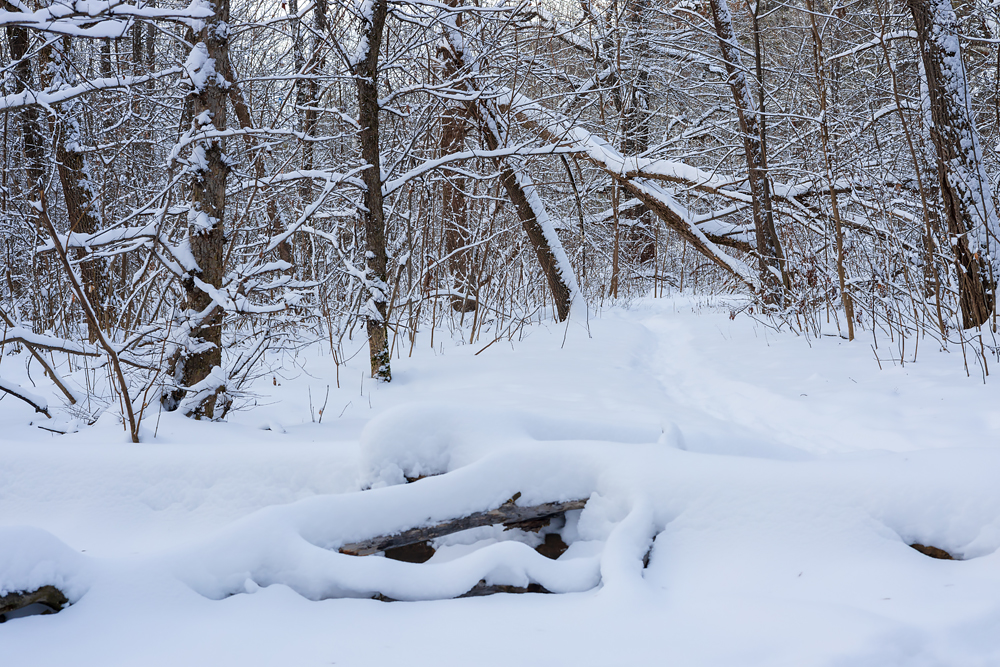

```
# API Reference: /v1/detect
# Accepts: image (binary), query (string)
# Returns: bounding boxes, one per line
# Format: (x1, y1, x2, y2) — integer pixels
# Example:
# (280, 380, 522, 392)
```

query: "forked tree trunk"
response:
(621, 0, 650, 157)
(708, 0, 787, 304)
(354, 0, 392, 381)
(216, 53, 289, 268)
(907, 0, 997, 329)
(618, 0, 655, 275)
(289, 0, 326, 280)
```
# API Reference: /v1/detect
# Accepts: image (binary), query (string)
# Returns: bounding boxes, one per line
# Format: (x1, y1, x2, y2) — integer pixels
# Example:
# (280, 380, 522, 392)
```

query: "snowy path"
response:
(2, 297, 1000, 666)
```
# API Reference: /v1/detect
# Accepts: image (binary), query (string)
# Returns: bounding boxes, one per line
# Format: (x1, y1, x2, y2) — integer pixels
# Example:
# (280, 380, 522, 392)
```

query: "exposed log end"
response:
(384, 541, 436, 564)
(535, 533, 569, 560)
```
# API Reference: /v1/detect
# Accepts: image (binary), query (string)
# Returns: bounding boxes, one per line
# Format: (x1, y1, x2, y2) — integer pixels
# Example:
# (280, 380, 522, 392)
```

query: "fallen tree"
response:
(340, 493, 585, 557)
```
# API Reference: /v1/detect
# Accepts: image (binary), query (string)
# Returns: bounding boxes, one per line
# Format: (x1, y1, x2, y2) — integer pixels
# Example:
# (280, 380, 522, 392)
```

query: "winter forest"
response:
(3, 0, 1000, 663)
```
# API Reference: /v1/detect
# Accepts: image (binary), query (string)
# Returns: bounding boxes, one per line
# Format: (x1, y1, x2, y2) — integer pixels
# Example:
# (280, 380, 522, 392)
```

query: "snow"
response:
(3, 296, 1000, 665)
(184, 43, 216, 94)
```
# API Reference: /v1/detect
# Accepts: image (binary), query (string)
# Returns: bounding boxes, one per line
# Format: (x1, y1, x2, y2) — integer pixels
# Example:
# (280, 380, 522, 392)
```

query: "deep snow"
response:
(2, 295, 1000, 666)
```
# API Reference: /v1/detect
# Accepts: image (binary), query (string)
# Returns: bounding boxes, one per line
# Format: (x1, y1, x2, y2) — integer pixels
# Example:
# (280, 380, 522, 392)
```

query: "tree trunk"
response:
(354, 0, 392, 381)
(37, 37, 111, 342)
(5, 8, 45, 233)
(907, 0, 997, 329)
(805, 0, 855, 340)
(438, 23, 579, 321)
(438, 2, 475, 313)
(708, 0, 787, 304)
(167, 0, 231, 417)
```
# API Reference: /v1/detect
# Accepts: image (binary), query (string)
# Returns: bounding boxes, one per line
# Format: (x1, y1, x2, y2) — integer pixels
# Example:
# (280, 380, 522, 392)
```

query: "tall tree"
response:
(907, 0, 998, 328)
(166, 0, 232, 416)
(39, 37, 112, 342)
(438, 0, 476, 313)
(708, 0, 788, 304)
(353, 0, 392, 381)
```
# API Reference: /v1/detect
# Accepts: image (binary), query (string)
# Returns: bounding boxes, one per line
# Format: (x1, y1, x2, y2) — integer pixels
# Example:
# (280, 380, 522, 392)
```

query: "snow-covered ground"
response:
(3, 296, 1000, 666)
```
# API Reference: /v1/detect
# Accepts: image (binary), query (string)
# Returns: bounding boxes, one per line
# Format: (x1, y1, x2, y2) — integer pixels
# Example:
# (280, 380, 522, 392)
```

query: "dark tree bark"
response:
(39, 38, 112, 342)
(5, 6, 46, 233)
(438, 1, 475, 313)
(708, 0, 787, 304)
(165, 0, 231, 417)
(0, 585, 68, 617)
(353, 0, 392, 381)
(289, 0, 323, 278)
(474, 106, 575, 321)
(907, 0, 997, 329)
(621, 0, 651, 157)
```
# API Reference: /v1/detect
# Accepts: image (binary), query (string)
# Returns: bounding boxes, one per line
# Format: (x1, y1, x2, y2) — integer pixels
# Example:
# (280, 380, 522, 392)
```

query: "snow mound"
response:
(359, 401, 658, 487)
(0, 526, 94, 602)
(174, 445, 607, 601)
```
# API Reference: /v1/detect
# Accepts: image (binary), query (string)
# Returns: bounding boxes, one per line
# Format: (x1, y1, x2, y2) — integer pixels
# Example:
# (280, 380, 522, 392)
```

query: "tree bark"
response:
(805, 0, 855, 340)
(0, 585, 68, 617)
(438, 1, 475, 313)
(338, 495, 586, 556)
(354, 0, 392, 381)
(907, 0, 997, 329)
(167, 0, 231, 417)
(5, 5, 46, 234)
(437, 24, 579, 321)
(708, 0, 787, 304)
(57, 59, 110, 340)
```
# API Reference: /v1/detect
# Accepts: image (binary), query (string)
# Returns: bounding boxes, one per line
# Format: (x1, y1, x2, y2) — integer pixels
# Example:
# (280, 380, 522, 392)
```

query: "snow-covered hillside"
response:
(3, 297, 1000, 666)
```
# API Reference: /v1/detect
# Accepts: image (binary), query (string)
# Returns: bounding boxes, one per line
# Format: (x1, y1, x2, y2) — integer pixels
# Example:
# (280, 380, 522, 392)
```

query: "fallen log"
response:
(339, 493, 587, 557)
(0, 585, 68, 621)
(374, 581, 552, 602)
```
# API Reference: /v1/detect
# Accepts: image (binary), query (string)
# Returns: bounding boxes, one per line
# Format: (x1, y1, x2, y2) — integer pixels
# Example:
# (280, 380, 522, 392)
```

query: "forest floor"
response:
(2, 295, 1000, 666)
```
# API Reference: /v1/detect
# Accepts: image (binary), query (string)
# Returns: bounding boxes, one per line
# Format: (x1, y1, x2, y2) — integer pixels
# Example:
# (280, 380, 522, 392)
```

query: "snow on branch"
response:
(0, 0, 214, 35)
(0, 376, 51, 417)
(493, 87, 761, 290)
(0, 67, 185, 114)
(1, 326, 101, 357)
(827, 31, 917, 62)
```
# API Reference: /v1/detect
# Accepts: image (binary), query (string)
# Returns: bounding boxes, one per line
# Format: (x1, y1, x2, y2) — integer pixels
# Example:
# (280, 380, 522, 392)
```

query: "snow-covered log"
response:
(339, 494, 587, 556)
